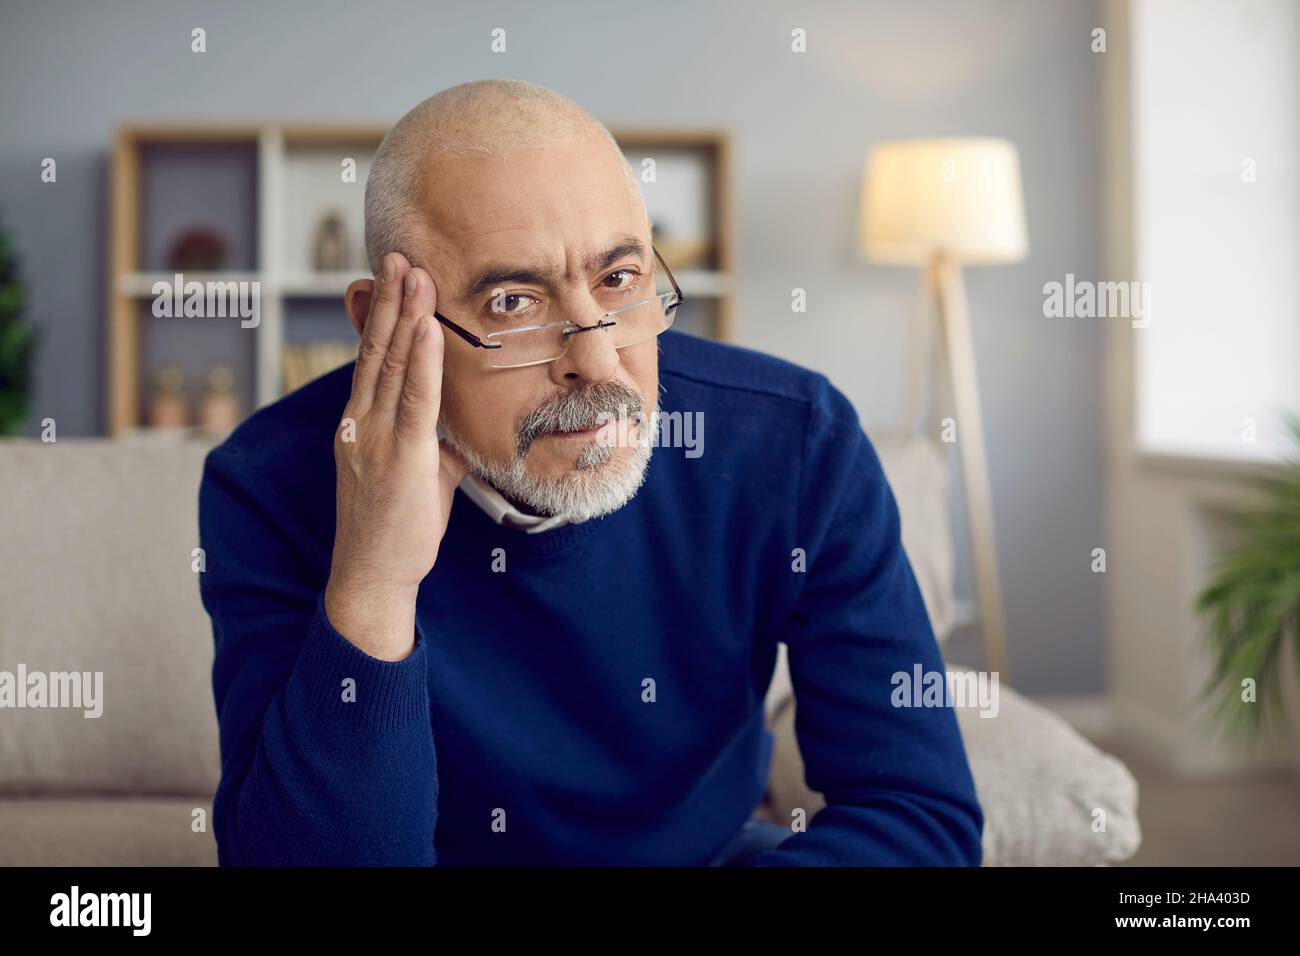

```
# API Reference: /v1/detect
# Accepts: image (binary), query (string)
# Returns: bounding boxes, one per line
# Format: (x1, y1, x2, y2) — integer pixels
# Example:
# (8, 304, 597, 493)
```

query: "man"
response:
(199, 79, 983, 866)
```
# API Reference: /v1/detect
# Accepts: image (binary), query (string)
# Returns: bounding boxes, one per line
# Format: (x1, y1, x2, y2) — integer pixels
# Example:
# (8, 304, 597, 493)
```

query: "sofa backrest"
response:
(0, 428, 955, 794)
(0, 433, 221, 795)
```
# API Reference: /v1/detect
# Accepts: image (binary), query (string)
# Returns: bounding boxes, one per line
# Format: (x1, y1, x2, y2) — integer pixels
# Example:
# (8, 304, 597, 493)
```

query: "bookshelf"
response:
(105, 122, 734, 436)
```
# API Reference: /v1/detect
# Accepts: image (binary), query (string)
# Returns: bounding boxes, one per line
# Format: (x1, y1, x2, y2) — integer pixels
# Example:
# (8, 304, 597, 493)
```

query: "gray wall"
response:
(0, 0, 1104, 693)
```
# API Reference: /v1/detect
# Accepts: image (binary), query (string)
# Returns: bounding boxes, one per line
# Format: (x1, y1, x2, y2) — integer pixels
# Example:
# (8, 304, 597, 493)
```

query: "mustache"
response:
(516, 380, 645, 457)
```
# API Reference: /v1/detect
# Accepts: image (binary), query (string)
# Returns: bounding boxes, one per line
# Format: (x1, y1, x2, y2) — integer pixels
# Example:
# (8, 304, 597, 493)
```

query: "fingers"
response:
(345, 250, 447, 450)
(351, 252, 411, 412)
(374, 266, 437, 419)
(393, 314, 447, 444)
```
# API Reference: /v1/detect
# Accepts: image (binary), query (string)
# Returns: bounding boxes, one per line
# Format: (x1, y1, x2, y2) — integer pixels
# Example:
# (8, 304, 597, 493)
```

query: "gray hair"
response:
(364, 79, 638, 275)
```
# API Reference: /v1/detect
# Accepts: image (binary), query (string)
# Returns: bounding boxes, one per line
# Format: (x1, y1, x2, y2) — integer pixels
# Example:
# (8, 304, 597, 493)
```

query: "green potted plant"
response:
(0, 214, 38, 435)
(1195, 413, 1300, 742)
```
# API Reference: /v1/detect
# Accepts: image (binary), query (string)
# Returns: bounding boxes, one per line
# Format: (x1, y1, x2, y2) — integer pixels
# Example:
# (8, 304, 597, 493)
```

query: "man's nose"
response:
(549, 309, 621, 385)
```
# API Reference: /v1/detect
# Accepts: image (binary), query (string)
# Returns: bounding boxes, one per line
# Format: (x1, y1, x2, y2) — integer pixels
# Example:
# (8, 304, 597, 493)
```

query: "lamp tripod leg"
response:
(930, 255, 1011, 683)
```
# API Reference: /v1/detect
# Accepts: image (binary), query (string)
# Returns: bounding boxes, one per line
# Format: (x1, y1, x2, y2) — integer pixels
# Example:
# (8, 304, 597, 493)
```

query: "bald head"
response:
(364, 80, 640, 274)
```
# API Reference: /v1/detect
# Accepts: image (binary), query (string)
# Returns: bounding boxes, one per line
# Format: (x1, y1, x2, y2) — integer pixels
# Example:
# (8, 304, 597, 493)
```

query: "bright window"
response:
(1131, 0, 1300, 460)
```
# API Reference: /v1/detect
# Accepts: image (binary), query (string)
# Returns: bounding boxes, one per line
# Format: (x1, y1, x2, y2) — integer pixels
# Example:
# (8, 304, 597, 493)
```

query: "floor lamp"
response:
(859, 138, 1028, 681)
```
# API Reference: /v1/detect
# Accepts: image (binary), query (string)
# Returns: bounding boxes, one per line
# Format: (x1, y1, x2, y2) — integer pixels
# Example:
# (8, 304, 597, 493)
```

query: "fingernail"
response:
(404, 271, 418, 299)
(382, 254, 396, 282)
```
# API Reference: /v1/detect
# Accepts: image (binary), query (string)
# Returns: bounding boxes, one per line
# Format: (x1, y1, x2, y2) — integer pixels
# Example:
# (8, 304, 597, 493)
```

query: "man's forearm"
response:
(214, 595, 439, 866)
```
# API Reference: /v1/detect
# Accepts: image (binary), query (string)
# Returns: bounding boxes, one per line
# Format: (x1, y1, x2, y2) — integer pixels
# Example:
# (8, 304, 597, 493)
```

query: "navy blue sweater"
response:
(199, 329, 983, 866)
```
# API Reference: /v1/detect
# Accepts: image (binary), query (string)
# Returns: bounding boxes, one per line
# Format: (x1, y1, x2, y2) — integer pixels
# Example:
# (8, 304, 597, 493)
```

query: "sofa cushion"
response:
(0, 434, 222, 795)
(0, 796, 216, 866)
(947, 663, 1141, 865)
(764, 663, 1141, 865)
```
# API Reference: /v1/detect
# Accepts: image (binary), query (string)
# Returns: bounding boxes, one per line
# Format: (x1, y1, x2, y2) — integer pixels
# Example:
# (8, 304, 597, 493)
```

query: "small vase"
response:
(148, 366, 187, 429)
(200, 365, 239, 436)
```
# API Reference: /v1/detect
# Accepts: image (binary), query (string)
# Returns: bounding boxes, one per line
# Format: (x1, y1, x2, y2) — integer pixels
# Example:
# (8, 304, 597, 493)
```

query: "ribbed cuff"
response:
(294, 591, 432, 731)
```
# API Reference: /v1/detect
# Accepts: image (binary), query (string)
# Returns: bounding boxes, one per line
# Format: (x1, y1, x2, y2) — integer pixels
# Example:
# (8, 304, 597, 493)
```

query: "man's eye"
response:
(490, 292, 536, 315)
(602, 269, 639, 293)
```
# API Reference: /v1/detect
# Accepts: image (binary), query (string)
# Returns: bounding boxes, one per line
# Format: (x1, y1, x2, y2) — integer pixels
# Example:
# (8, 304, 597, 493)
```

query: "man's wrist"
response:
(323, 575, 420, 662)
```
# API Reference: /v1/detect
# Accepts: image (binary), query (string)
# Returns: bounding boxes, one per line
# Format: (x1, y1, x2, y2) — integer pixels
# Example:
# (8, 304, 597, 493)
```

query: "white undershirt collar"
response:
(457, 471, 588, 534)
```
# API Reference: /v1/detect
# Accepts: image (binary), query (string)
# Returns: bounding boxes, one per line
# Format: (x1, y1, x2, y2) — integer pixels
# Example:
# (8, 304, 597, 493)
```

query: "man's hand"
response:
(324, 252, 470, 661)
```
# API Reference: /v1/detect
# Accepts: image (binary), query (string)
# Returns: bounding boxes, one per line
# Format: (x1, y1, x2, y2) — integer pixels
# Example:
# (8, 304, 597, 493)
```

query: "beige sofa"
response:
(0, 431, 1140, 866)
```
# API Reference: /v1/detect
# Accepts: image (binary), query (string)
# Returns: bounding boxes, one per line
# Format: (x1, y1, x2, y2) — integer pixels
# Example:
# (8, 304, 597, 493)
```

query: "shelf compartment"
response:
(279, 137, 381, 278)
(138, 140, 259, 273)
(136, 300, 257, 431)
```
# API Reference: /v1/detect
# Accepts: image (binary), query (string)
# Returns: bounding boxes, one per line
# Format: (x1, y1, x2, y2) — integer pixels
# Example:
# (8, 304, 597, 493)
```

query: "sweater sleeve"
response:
(748, 377, 984, 866)
(198, 445, 439, 866)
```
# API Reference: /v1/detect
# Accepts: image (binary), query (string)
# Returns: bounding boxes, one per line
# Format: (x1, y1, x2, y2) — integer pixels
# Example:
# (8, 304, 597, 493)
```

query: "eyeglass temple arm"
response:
(652, 244, 685, 306)
(435, 312, 502, 349)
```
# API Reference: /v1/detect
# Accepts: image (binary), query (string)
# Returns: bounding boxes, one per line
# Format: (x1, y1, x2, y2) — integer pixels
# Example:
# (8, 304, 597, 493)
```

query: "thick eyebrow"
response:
(460, 236, 647, 301)
(585, 236, 646, 275)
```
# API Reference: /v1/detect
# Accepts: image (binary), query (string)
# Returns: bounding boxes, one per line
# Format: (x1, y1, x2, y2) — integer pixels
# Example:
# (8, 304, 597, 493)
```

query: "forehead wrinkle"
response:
(455, 187, 638, 242)
(418, 151, 638, 235)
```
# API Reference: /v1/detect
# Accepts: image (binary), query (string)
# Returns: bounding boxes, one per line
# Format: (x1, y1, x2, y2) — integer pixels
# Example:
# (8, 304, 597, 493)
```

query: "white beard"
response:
(441, 416, 653, 521)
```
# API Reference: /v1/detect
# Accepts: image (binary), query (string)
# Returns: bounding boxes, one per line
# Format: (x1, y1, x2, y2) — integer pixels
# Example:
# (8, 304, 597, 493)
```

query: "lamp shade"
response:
(859, 138, 1028, 265)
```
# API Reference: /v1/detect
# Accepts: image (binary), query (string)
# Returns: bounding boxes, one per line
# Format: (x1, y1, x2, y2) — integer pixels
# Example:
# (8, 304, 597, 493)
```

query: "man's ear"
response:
(344, 278, 374, 336)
